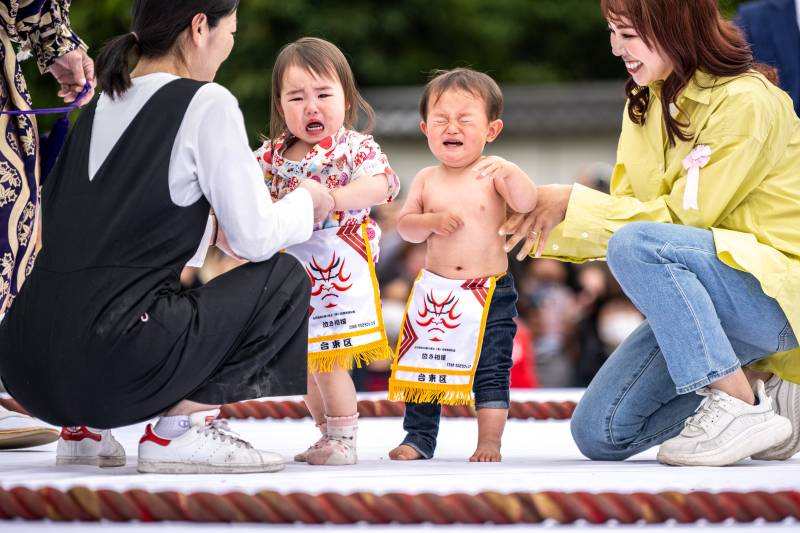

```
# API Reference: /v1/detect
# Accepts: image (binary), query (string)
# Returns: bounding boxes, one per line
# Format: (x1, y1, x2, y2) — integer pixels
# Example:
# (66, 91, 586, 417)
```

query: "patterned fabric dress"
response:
(254, 127, 401, 255)
(0, 0, 84, 314)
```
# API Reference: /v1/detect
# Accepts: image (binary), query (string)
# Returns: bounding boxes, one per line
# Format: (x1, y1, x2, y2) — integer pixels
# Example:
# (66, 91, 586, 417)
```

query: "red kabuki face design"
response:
(415, 290, 462, 342)
(307, 253, 352, 309)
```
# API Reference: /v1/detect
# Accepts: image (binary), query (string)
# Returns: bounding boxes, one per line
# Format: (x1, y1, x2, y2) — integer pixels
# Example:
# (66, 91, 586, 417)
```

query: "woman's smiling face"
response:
(608, 15, 674, 86)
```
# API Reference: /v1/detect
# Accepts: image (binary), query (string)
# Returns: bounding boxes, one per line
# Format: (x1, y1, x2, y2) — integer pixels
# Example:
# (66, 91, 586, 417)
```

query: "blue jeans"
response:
(571, 222, 798, 460)
(400, 273, 518, 459)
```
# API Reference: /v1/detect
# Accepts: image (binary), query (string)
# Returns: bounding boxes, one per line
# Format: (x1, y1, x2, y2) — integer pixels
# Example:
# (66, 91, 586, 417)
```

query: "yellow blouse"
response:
(542, 70, 800, 383)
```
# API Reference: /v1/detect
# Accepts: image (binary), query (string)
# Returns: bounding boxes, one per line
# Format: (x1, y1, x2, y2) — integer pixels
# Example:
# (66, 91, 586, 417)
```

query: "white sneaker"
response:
(56, 426, 126, 467)
(752, 375, 800, 460)
(0, 405, 59, 449)
(137, 409, 285, 474)
(657, 380, 792, 466)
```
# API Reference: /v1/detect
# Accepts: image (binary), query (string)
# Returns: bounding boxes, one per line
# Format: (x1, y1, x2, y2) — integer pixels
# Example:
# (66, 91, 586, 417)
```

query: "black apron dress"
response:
(0, 79, 310, 428)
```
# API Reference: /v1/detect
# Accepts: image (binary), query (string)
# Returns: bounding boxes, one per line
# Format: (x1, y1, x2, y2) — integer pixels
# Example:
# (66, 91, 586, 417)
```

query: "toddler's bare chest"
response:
(424, 178, 505, 219)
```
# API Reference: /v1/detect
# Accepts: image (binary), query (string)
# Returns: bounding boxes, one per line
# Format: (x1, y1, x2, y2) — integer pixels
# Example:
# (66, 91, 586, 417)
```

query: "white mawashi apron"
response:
(286, 222, 391, 372)
(389, 269, 497, 405)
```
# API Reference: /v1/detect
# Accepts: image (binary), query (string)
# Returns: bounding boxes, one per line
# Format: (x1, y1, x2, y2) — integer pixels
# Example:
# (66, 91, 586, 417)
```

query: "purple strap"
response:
(0, 81, 92, 116)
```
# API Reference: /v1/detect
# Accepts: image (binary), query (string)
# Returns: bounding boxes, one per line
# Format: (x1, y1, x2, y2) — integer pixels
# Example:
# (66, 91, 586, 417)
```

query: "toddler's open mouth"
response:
(306, 121, 324, 134)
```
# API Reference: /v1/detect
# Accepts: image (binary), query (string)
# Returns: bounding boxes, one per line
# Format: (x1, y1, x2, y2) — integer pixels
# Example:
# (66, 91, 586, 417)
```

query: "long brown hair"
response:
(601, 0, 774, 146)
(269, 37, 375, 142)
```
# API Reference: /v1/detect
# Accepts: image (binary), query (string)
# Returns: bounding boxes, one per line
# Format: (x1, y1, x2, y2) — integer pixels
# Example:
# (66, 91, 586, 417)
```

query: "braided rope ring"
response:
(1, 397, 577, 421)
(0, 487, 796, 524)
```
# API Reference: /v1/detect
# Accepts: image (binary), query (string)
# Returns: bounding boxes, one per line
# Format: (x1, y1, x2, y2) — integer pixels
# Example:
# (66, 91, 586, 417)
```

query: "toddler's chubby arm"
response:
(329, 174, 390, 211)
(328, 134, 401, 211)
(473, 156, 538, 213)
(397, 168, 464, 243)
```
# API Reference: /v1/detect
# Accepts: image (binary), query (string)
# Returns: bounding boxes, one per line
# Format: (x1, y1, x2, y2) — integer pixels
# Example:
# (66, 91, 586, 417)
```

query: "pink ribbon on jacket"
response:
(682, 144, 711, 210)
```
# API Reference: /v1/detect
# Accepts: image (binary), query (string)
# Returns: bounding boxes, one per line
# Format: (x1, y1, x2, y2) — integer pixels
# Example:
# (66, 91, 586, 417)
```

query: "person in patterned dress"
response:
(0, 0, 94, 450)
(254, 37, 400, 466)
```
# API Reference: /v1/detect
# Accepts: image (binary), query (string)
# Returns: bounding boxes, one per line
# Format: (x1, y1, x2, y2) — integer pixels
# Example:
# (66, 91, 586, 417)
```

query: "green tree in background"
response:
(23, 0, 750, 142)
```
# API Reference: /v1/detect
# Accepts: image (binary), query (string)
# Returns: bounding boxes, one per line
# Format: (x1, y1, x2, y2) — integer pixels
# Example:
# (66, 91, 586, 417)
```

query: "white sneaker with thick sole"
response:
(56, 426, 126, 467)
(0, 405, 59, 449)
(657, 380, 792, 466)
(752, 375, 800, 460)
(137, 409, 285, 474)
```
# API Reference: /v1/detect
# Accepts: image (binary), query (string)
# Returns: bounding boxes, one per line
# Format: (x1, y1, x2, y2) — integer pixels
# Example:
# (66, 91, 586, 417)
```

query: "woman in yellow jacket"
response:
(504, 0, 800, 466)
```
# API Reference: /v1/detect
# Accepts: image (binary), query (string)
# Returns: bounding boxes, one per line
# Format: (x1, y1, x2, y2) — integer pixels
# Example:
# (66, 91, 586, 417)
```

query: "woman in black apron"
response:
(0, 0, 333, 474)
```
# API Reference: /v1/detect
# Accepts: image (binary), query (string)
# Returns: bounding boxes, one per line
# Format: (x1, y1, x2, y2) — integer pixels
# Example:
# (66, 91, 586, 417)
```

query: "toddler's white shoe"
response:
(294, 421, 327, 462)
(306, 414, 358, 466)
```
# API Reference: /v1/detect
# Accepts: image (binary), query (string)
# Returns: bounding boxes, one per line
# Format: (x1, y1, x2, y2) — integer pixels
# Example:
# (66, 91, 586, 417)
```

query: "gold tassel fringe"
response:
(308, 340, 393, 373)
(388, 383, 474, 406)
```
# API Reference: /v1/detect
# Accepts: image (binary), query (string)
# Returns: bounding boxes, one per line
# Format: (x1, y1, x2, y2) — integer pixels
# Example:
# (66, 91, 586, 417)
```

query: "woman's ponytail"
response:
(95, 33, 139, 100)
(95, 0, 239, 100)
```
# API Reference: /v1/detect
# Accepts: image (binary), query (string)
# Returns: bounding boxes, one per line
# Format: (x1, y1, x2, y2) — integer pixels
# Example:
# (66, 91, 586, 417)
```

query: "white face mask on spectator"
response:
(381, 300, 407, 347)
(599, 312, 643, 349)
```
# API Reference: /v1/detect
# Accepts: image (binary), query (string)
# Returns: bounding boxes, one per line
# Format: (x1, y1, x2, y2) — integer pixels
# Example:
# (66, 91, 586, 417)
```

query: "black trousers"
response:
(185, 254, 311, 405)
(0, 253, 310, 428)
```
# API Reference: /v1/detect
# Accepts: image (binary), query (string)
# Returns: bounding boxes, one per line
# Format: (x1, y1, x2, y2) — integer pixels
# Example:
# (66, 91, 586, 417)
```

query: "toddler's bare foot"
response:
(389, 444, 423, 460)
(471, 407, 507, 462)
(469, 440, 502, 462)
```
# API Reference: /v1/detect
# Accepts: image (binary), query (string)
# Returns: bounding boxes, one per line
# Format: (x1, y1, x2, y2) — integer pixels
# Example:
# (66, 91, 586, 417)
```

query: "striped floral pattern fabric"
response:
(0, 0, 84, 313)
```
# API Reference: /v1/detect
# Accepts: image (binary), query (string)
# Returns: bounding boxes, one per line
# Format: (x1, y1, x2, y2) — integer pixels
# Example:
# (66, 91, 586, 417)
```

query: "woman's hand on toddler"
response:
(299, 180, 335, 224)
(430, 211, 464, 236)
(501, 184, 572, 259)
